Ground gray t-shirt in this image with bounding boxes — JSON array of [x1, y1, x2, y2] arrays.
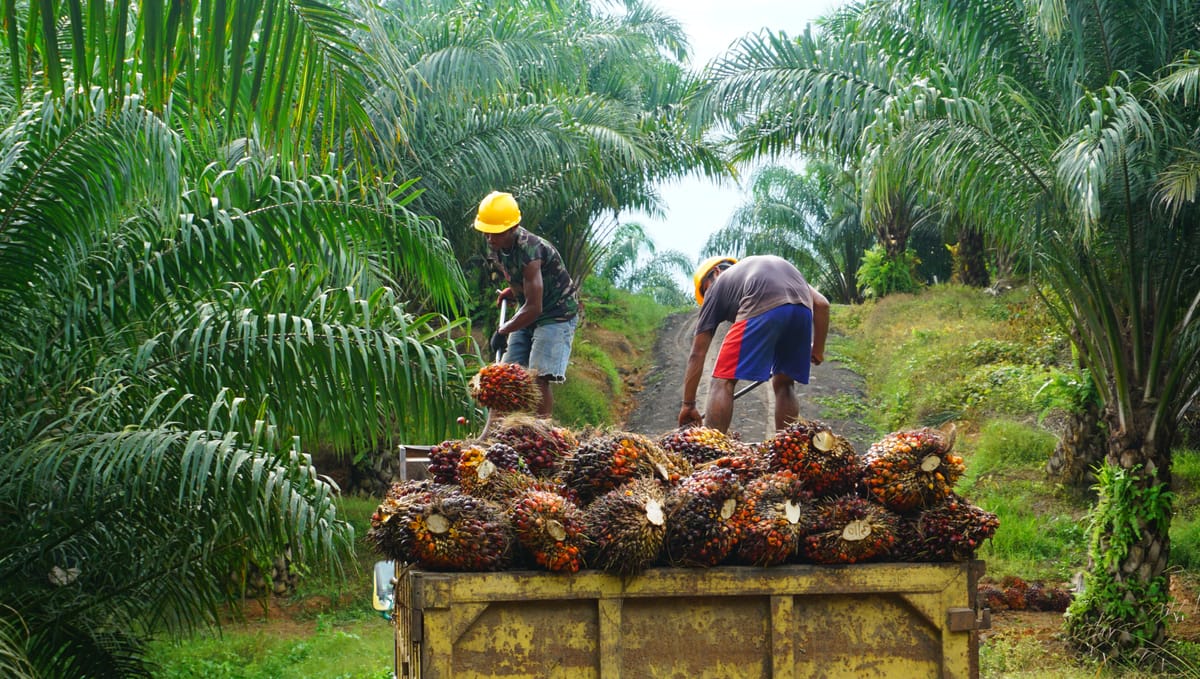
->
[[695, 255, 815, 335]]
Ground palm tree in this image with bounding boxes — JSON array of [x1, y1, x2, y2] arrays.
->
[[703, 163, 870, 303], [0, 1, 479, 672], [0, 90, 473, 676], [3, 0, 377, 166], [703, 0, 1200, 657], [701, 25, 948, 298], [357, 0, 727, 282], [594, 221, 691, 305]]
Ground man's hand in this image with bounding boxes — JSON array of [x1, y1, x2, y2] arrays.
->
[[678, 403, 702, 428], [496, 287, 515, 306], [811, 350, 824, 366], [490, 331, 508, 357]]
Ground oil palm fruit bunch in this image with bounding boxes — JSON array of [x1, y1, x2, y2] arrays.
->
[[862, 425, 965, 513], [509, 489, 590, 573], [978, 583, 1007, 610], [469, 362, 541, 413], [765, 419, 864, 497], [658, 426, 752, 465], [585, 478, 669, 574], [663, 467, 744, 567], [456, 444, 535, 501], [407, 490, 512, 571], [894, 495, 999, 562], [731, 471, 816, 567], [367, 480, 449, 562], [697, 450, 771, 482], [489, 413, 578, 476], [428, 439, 468, 484], [1027, 584, 1072, 612], [802, 495, 899, 564], [563, 432, 682, 505]]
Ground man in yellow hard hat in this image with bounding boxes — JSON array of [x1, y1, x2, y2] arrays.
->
[[475, 191, 579, 418], [679, 254, 830, 433]]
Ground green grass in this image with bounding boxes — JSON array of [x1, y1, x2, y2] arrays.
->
[[147, 616, 394, 679], [968, 418, 1059, 475], [587, 288, 674, 343], [146, 495, 392, 678], [969, 484, 1088, 581], [812, 393, 870, 421], [979, 637, 1200, 678], [834, 285, 1075, 431], [551, 287, 673, 429]]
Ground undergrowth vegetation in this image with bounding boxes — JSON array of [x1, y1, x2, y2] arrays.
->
[[834, 284, 1200, 678]]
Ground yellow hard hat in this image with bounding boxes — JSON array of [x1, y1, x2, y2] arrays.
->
[[693, 256, 738, 305], [474, 191, 522, 233]]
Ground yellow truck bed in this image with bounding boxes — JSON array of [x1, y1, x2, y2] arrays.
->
[[394, 560, 988, 678]]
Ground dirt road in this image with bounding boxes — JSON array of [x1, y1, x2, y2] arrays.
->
[[621, 310, 878, 452]]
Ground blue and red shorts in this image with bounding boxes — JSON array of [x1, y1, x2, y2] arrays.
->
[[713, 304, 813, 384]]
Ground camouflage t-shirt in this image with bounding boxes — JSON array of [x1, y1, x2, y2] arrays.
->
[[488, 227, 579, 325]]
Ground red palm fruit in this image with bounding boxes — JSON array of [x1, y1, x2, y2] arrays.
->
[[488, 413, 578, 476], [562, 432, 686, 505], [457, 445, 535, 501], [584, 478, 668, 575], [698, 450, 771, 482], [658, 426, 753, 465], [978, 584, 1008, 610], [367, 480, 450, 562], [663, 467, 744, 567], [407, 491, 512, 571], [731, 471, 816, 567], [427, 439, 468, 484], [765, 419, 864, 497], [802, 494, 900, 564], [896, 495, 999, 562], [469, 362, 541, 412], [1035, 586, 1073, 612], [509, 489, 590, 573], [1003, 586, 1028, 611], [862, 425, 965, 513]]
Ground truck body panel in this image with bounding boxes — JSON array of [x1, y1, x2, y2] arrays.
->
[[394, 561, 987, 678]]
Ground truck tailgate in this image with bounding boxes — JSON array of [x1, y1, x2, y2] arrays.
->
[[395, 560, 988, 678]]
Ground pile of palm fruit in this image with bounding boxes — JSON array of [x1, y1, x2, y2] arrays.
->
[[369, 413, 1000, 574]]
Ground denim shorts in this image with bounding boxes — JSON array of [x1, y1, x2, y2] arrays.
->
[[502, 316, 578, 382]]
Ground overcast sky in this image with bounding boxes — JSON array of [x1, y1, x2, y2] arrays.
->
[[624, 0, 844, 275]]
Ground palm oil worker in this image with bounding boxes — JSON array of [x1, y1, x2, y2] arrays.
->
[[475, 190, 579, 418], [678, 255, 830, 433]]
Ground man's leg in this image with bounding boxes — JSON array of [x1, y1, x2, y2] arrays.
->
[[772, 373, 798, 431], [704, 377, 737, 433], [770, 304, 813, 431], [527, 317, 577, 420]]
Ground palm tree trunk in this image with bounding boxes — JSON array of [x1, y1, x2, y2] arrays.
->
[[950, 227, 990, 287], [1044, 401, 1105, 496], [1066, 403, 1173, 661]]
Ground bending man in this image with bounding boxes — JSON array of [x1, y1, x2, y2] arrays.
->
[[678, 255, 830, 433]]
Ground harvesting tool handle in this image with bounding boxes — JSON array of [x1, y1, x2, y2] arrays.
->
[[733, 380, 765, 400], [495, 297, 509, 362]]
